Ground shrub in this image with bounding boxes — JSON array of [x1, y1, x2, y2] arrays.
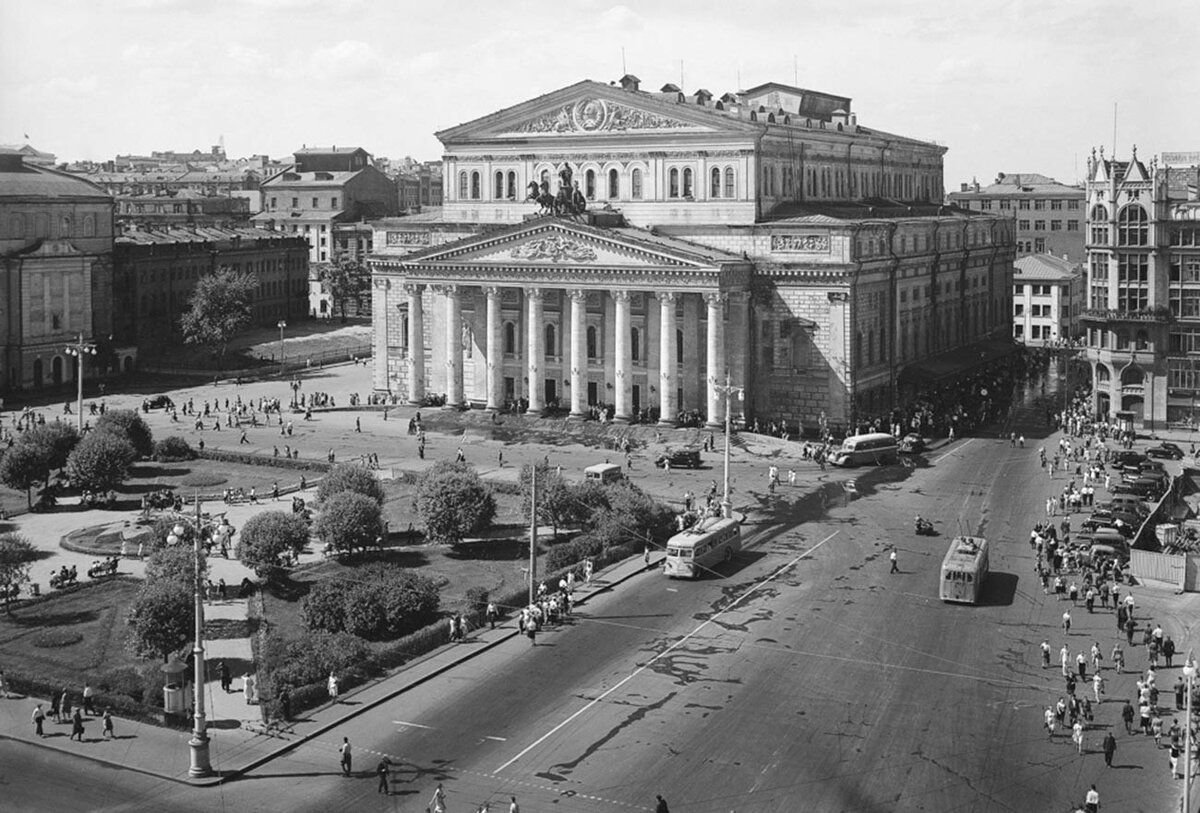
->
[[317, 464, 385, 506], [464, 586, 489, 627], [260, 629, 373, 692], [414, 461, 495, 543], [126, 580, 193, 661], [66, 431, 137, 491], [0, 442, 51, 506], [153, 436, 195, 462], [144, 545, 205, 587], [301, 564, 440, 640], [314, 491, 383, 556], [94, 409, 154, 459], [301, 580, 352, 634], [236, 511, 309, 583]]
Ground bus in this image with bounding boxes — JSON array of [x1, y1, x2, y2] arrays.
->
[[831, 432, 900, 467], [939, 536, 989, 604], [663, 517, 742, 579]]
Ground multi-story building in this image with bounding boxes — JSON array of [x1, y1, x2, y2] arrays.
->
[[115, 190, 251, 228], [1081, 148, 1200, 426], [949, 173, 1085, 263], [113, 226, 310, 346], [368, 77, 1015, 432], [1011, 254, 1083, 345], [254, 147, 397, 265], [0, 148, 131, 390]]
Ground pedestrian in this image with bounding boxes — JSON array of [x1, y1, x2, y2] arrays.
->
[[1044, 706, 1057, 738], [32, 703, 45, 737], [1152, 713, 1164, 747], [497, 449, 504, 467], [49, 690, 60, 723], [278, 687, 291, 721], [1176, 677, 1186, 710], [377, 757, 390, 794], [1041, 640, 1051, 668], [328, 672, 339, 702], [644, 545, 651, 567], [583, 558, 593, 584], [1172, 744, 1183, 778], [1084, 785, 1099, 813], [1072, 720, 1084, 754], [1112, 643, 1125, 674], [70, 707, 85, 742], [102, 709, 113, 739], [655, 795, 670, 813], [1102, 730, 1116, 767], [340, 737, 352, 776], [509, 796, 520, 813], [889, 548, 899, 573], [355, 417, 361, 433], [431, 783, 447, 813], [219, 661, 232, 693], [82, 683, 95, 715], [1121, 699, 1135, 734], [486, 601, 497, 630], [1062, 609, 1071, 635], [1077, 651, 1087, 680], [1093, 672, 1105, 704]]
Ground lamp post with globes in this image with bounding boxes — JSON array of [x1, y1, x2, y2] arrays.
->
[[64, 333, 97, 433], [167, 496, 212, 778], [276, 320, 287, 377], [1185, 654, 1196, 813], [712, 372, 745, 520]]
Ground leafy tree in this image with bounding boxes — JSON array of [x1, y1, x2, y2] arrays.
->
[[22, 422, 80, 475], [126, 580, 193, 661], [0, 443, 50, 508], [236, 511, 310, 582], [300, 564, 439, 639], [519, 463, 607, 539], [66, 430, 137, 492], [320, 259, 369, 322], [153, 436, 195, 462], [145, 514, 195, 554], [415, 461, 496, 543], [0, 533, 38, 610], [300, 580, 352, 634], [317, 463, 385, 506], [314, 491, 383, 556], [180, 266, 257, 368], [94, 408, 154, 459], [145, 545, 205, 587]]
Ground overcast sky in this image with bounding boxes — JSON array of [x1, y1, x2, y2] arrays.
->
[[2, 0, 1196, 188]]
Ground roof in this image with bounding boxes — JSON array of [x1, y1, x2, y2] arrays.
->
[[0, 156, 110, 200], [762, 199, 979, 222], [294, 147, 367, 155], [950, 174, 1083, 196], [261, 170, 364, 188], [252, 209, 347, 222], [1014, 253, 1081, 282], [116, 226, 305, 246]]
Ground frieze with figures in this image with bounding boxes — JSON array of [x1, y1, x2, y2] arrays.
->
[[770, 234, 831, 253], [386, 231, 431, 247], [509, 235, 598, 263], [506, 99, 697, 135]]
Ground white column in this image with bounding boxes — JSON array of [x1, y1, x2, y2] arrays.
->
[[526, 288, 545, 416], [614, 290, 632, 422], [485, 286, 502, 411], [705, 291, 726, 428], [444, 285, 463, 408], [658, 292, 677, 426], [569, 289, 588, 418], [406, 284, 424, 405], [646, 295, 661, 420]]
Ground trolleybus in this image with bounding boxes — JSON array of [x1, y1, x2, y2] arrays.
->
[[939, 535, 989, 604], [831, 432, 900, 467], [663, 517, 742, 579]]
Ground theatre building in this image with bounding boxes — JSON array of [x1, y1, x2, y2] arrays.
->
[[369, 77, 1015, 431]]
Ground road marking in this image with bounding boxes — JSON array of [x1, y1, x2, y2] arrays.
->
[[666, 587, 678, 592], [484, 735, 507, 741], [393, 720, 433, 729], [932, 438, 974, 465], [492, 529, 840, 775]]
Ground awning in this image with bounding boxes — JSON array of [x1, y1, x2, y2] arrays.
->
[[898, 339, 1018, 385]]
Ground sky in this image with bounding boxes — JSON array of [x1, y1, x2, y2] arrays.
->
[[2, 0, 1198, 188]]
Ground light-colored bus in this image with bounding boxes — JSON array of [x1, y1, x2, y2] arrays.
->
[[831, 432, 900, 467], [584, 463, 624, 484], [939, 535, 989, 604], [664, 517, 742, 579]]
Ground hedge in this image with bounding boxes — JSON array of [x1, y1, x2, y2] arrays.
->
[[196, 448, 332, 473]]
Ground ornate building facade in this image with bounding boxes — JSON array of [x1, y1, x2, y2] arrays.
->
[[370, 78, 1015, 431]]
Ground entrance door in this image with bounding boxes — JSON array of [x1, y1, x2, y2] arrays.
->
[[52, 356, 64, 385], [504, 377, 515, 404], [632, 385, 641, 414], [587, 381, 598, 406], [545, 379, 557, 407], [32, 358, 43, 388]]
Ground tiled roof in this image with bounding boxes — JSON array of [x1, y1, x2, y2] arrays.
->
[[1014, 253, 1081, 281], [763, 199, 978, 222], [116, 226, 302, 245], [261, 170, 363, 187]]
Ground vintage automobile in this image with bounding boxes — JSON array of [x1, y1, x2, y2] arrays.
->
[[1146, 442, 1185, 460], [899, 434, 927, 454], [656, 449, 702, 469]]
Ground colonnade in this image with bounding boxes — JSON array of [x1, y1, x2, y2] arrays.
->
[[402, 283, 733, 427]]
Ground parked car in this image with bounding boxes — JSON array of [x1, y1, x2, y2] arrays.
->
[[899, 434, 927, 454], [655, 449, 702, 469], [1111, 450, 1148, 467], [1146, 442, 1185, 460], [143, 395, 174, 411], [1139, 460, 1166, 475]]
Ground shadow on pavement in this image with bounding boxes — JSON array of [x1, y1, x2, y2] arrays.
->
[[978, 572, 1019, 607]]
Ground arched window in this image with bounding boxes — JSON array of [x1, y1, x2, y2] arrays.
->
[[1117, 205, 1148, 246], [544, 323, 557, 358], [669, 168, 680, 198], [1096, 363, 1111, 384], [608, 168, 619, 199], [724, 167, 735, 198], [10, 214, 25, 238], [507, 171, 517, 200], [867, 329, 875, 365], [82, 214, 95, 237], [540, 169, 551, 190], [631, 327, 641, 361], [631, 168, 643, 199], [1135, 329, 1150, 350], [503, 322, 516, 354], [1120, 365, 1144, 386], [585, 169, 596, 200], [470, 171, 481, 200], [710, 167, 721, 198], [494, 170, 504, 200], [676, 329, 684, 364], [682, 168, 693, 198], [587, 325, 598, 359], [458, 171, 469, 199]]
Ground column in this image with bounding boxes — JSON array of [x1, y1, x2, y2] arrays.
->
[[444, 285, 463, 408], [485, 286, 503, 411], [726, 291, 749, 426], [569, 289, 588, 419], [646, 295, 661, 420], [658, 292, 677, 426], [526, 288, 545, 416], [613, 290, 632, 422], [705, 291, 726, 428], [405, 284, 425, 405]]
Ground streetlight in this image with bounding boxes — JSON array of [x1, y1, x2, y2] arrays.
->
[[712, 372, 745, 519], [1185, 654, 1196, 813], [277, 320, 287, 376], [167, 496, 212, 778], [64, 333, 97, 433]]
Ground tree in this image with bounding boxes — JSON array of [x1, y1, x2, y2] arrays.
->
[[314, 491, 383, 556], [321, 259, 369, 322], [317, 463, 385, 506], [145, 545, 205, 587], [0, 443, 50, 508], [414, 461, 495, 543], [126, 580, 192, 661], [179, 266, 257, 368], [236, 511, 310, 582], [519, 463, 605, 540], [65, 431, 137, 492], [94, 409, 154, 459], [22, 422, 80, 476], [0, 533, 38, 610]]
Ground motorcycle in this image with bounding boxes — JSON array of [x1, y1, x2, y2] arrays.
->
[[914, 517, 935, 536]]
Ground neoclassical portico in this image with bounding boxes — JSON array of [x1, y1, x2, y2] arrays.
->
[[372, 219, 751, 426]]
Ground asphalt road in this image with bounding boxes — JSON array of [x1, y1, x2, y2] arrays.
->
[[6, 394, 1177, 812]]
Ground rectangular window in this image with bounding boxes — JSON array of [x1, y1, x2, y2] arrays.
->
[[999, 200, 1011, 210], [980, 200, 993, 210], [1051, 200, 1063, 210], [1067, 200, 1081, 211], [1090, 285, 1107, 310], [1018, 200, 1030, 210], [312, 197, 319, 207], [1067, 220, 1080, 232], [1018, 220, 1030, 230], [1034, 200, 1046, 210], [291, 197, 298, 208], [270, 197, 277, 209], [1014, 303, 1024, 315], [1034, 221, 1046, 231], [1051, 220, 1063, 231], [1035, 238, 1045, 252], [332, 197, 338, 208]]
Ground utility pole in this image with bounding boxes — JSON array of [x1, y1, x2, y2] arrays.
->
[[64, 333, 97, 433], [529, 465, 538, 607], [712, 372, 744, 519]]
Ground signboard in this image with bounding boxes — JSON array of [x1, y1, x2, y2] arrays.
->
[[1161, 152, 1200, 167]]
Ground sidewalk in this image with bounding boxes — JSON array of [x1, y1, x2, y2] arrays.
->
[[0, 547, 670, 785]]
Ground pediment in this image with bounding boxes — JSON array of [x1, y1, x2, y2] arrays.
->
[[497, 97, 714, 137]]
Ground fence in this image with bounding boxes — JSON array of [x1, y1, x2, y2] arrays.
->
[[1129, 549, 1188, 591]]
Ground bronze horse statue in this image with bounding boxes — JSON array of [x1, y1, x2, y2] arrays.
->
[[527, 181, 557, 215]]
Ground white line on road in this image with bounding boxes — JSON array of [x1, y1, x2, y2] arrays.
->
[[492, 529, 841, 775], [393, 720, 433, 729], [932, 438, 974, 465], [484, 735, 507, 741]]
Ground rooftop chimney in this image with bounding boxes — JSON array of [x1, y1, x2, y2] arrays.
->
[[619, 74, 641, 92]]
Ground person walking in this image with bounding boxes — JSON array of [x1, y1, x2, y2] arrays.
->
[[70, 707, 85, 742], [655, 795, 670, 813], [1112, 643, 1125, 674], [1072, 720, 1084, 754], [1062, 609, 1072, 635], [1041, 640, 1051, 668], [32, 703, 45, 737], [889, 548, 899, 573], [1176, 677, 1186, 710], [339, 737, 352, 776], [219, 661, 232, 693], [431, 783, 447, 813], [327, 672, 339, 702], [1093, 672, 1105, 704], [486, 601, 497, 630], [1102, 730, 1116, 767], [102, 709, 114, 739], [1121, 699, 1135, 734], [376, 757, 390, 794], [1084, 785, 1099, 813], [509, 796, 520, 813], [82, 683, 95, 715], [59, 688, 70, 721]]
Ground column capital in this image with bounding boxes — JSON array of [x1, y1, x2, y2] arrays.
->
[[525, 287, 545, 302], [703, 291, 727, 307], [657, 291, 677, 306], [567, 288, 588, 303], [484, 285, 503, 299], [402, 283, 424, 296], [612, 289, 632, 303]]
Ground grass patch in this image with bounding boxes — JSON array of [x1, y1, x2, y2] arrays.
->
[[180, 473, 228, 488]]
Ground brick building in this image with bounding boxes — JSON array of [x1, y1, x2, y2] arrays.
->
[[948, 173, 1085, 263], [1011, 253, 1083, 346]]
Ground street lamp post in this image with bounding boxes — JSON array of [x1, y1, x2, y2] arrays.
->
[[277, 320, 287, 377], [64, 333, 97, 433], [712, 372, 745, 520], [167, 496, 212, 778], [1185, 654, 1196, 813]]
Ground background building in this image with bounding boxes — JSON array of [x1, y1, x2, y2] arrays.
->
[[114, 189, 251, 228], [949, 173, 1085, 262], [1011, 254, 1083, 345]]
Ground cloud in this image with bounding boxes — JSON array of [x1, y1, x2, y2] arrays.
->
[[599, 4, 645, 32], [309, 40, 380, 80], [225, 43, 270, 73]]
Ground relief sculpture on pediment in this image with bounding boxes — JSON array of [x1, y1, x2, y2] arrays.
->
[[509, 99, 694, 134], [509, 234, 598, 263]]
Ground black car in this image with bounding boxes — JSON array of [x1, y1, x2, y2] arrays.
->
[[655, 449, 702, 469], [1111, 450, 1148, 467], [142, 395, 174, 411], [1145, 442, 1185, 460]]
